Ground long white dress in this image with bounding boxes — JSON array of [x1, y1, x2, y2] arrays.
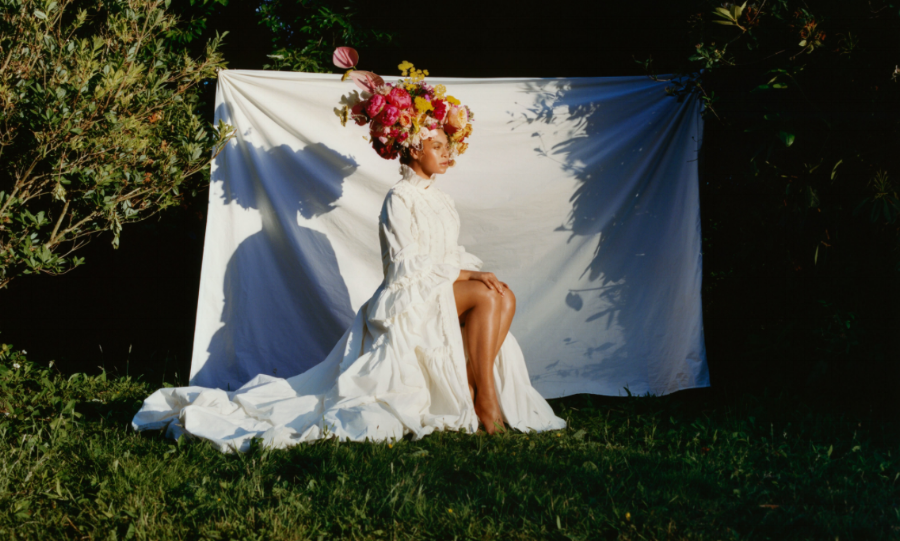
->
[[132, 165, 566, 452]]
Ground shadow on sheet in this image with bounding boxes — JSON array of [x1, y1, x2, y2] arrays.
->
[[509, 77, 705, 393], [191, 131, 358, 390]]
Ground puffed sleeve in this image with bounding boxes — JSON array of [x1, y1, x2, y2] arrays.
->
[[366, 190, 461, 328], [457, 245, 483, 272]]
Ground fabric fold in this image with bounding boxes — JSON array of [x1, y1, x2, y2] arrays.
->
[[458, 245, 483, 272], [366, 252, 460, 328]]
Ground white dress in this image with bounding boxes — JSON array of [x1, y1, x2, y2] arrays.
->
[[132, 165, 566, 452]]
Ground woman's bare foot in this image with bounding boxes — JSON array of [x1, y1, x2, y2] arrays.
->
[[474, 392, 505, 435]]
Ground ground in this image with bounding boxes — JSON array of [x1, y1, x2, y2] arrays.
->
[[2, 359, 898, 540]]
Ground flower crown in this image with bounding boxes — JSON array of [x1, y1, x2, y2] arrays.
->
[[333, 47, 474, 165]]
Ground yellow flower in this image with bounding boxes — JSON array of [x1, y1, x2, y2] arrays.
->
[[450, 123, 472, 142], [447, 509, 453, 514], [433, 84, 447, 99], [404, 67, 428, 83], [398, 60, 414, 73], [415, 96, 433, 113], [446, 96, 461, 105], [406, 84, 417, 92], [626, 512, 631, 521]]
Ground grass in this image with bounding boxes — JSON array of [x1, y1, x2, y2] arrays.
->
[[1, 356, 899, 540]]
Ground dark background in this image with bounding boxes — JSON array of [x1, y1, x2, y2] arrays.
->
[[2, 1, 895, 399]]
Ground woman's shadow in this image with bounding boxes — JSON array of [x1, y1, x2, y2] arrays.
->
[[191, 138, 359, 391]]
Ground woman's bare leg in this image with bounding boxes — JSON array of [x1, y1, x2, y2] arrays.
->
[[495, 289, 516, 358], [454, 280, 516, 434]]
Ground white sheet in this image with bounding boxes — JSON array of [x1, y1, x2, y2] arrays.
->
[[190, 70, 709, 398]]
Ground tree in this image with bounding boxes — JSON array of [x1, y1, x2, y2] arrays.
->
[[0, 0, 235, 289], [642, 0, 900, 382], [257, 0, 393, 72]]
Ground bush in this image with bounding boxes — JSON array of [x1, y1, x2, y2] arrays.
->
[[0, 0, 235, 289], [643, 1, 900, 387]]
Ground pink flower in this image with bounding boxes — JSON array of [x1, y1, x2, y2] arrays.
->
[[432, 99, 448, 121], [366, 95, 386, 118], [332, 47, 359, 69], [445, 105, 468, 134], [377, 104, 401, 127], [349, 70, 385, 93], [387, 87, 412, 110], [398, 110, 412, 127], [390, 127, 400, 137], [397, 132, 409, 143]]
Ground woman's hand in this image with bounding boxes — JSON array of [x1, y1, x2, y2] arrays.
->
[[469, 271, 508, 296]]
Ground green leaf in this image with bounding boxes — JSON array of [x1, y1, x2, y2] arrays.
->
[[831, 160, 843, 180], [34, 9, 47, 19], [778, 131, 796, 147], [713, 7, 732, 17]]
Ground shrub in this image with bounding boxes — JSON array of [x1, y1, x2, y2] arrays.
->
[[0, 0, 235, 289]]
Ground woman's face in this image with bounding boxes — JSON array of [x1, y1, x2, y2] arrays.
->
[[411, 129, 451, 178]]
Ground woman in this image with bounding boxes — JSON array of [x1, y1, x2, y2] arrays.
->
[[132, 60, 565, 452]]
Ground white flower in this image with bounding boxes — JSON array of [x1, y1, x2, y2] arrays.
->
[[21, 350, 26, 355], [12, 363, 20, 369], [48, 360, 54, 368], [418, 127, 439, 141]]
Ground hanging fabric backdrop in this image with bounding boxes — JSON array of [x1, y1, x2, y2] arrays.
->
[[190, 70, 709, 398]]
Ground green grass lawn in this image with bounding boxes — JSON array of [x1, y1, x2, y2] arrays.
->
[[2, 357, 898, 540]]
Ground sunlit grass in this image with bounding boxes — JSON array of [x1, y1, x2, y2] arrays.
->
[[2, 358, 898, 540]]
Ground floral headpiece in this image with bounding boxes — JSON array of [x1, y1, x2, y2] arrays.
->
[[333, 47, 474, 165]]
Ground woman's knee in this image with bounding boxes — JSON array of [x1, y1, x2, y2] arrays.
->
[[501, 287, 516, 315], [474, 282, 502, 309]]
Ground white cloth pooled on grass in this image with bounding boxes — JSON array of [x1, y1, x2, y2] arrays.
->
[[133, 165, 566, 452]]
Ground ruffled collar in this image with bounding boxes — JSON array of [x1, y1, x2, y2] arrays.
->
[[399, 164, 436, 191]]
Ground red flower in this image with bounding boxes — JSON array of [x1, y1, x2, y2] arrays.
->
[[373, 138, 399, 160], [387, 87, 412, 110], [377, 104, 401, 127], [432, 99, 448, 121], [366, 94, 387, 118]]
